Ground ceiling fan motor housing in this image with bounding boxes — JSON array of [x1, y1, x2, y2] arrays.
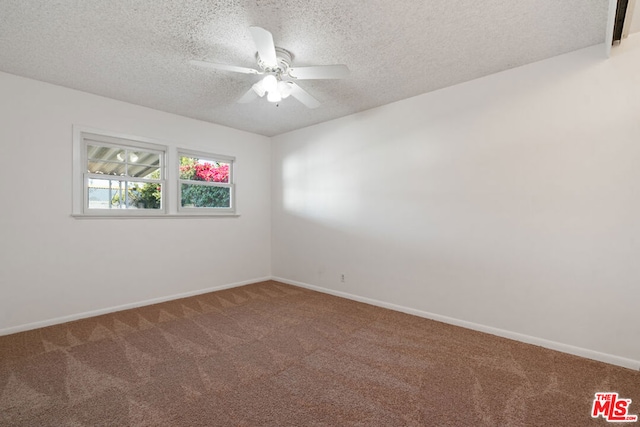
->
[[257, 47, 293, 77]]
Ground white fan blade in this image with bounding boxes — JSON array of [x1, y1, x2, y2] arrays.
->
[[189, 60, 260, 75], [249, 26, 278, 68], [289, 64, 350, 80], [289, 83, 320, 109], [237, 88, 260, 103]]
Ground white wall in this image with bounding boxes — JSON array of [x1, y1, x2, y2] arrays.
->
[[272, 36, 640, 368], [0, 72, 272, 333]]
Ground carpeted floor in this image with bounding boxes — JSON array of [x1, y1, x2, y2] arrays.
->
[[0, 280, 638, 426]]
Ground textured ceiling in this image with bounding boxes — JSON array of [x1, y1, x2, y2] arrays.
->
[[0, 1, 612, 137]]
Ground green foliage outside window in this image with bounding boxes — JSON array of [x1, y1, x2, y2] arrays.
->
[[110, 170, 161, 209]]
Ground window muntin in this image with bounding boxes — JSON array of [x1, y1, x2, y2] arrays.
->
[[178, 152, 234, 212]]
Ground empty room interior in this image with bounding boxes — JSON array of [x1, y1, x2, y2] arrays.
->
[[1, 1, 639, 425]]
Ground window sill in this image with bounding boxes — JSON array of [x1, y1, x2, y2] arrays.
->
[[71, 213, 240, 219]]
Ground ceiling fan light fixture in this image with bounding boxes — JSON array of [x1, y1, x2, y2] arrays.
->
[[278, 81, 293, 99], [262, 74, 278, 93], [267, 90, 282, 103], [251, 81, 266, 97]]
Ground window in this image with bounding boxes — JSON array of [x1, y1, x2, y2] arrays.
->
[[76, 131, 166, 215], [178, 150, 235, 213], [72, 127, 236, 217]]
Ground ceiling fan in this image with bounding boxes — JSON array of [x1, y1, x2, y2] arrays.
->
[[189, 26, 349, 109]]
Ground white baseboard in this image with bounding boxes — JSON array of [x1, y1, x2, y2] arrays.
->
[[0, 276, 272, 337], [272, 276, 640, 371]]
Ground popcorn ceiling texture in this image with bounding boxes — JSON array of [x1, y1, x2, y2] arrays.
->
[[0, 0, 609, 136]]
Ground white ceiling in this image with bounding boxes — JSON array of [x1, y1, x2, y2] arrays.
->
[[0, 1, 615, 137]]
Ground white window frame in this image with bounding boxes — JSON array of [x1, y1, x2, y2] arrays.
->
[[177, 149, 236, 215], [72, 126, 239, 218], [73, 127, 168, 217]]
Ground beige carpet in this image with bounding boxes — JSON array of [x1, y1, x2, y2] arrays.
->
[[0, 280, 638, 426]]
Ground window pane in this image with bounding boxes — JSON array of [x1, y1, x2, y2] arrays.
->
[[181, 184, 230, 208], [129, 182, 162, 209], [88, 161, 126, 176], [179, 156, 230, 183], [87, 144, 123, 163], [130, 151, 160, 167], [87, 178, 161, 210], [87, 178, 116, 209], [88, 145, 161, 178], [128, 165, 160, 179]]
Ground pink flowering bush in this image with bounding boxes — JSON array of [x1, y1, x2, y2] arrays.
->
[[194, 163, 229, 183]]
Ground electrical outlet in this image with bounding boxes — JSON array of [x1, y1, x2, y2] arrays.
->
[[340, 274, 345, 283]]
